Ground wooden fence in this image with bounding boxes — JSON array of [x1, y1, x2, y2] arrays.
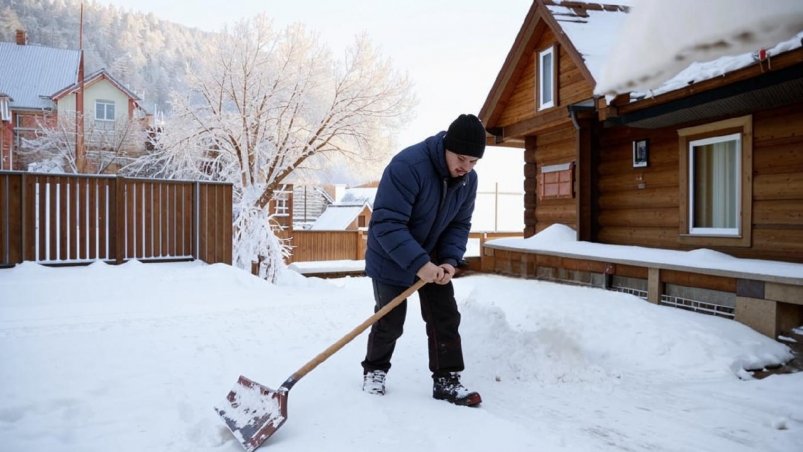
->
[[278, 229, 521, 265], [278, 229, 366, 263], [0, 171, 232, 267]]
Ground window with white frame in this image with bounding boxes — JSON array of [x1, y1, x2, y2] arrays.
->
[[0, 95, 10, 122], [274, 190, 290, 217], [677, 115, 752, 247], [537, 46, 555, 110], [95, 100, 115, 121], [688, 133, 740, 236]]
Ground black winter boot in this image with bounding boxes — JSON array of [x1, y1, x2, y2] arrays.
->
[[432, 372, 481, 407]]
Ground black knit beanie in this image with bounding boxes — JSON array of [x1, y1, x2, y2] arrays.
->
[[443, 114, 486, 159]]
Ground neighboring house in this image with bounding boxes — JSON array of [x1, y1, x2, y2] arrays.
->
[[270, 183, 377, 231], [291, 184, 336, 230], [309, 185, 376, 231], [0, 30, 146, 172], [309, 203, 372, 231], [336, 186, 377, 208], [0, 91, 12, 167], [52, 67, 147, 168], [269, 183, 375, 265], [478, 0, 803, 337], [267, 186, 294, 231], [267, 183, 337, 231]]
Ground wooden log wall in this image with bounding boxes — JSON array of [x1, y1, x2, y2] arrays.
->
[[596, 127, 680, 248], [497, 34, 538, 128], [525, 128, 578, 237], [497, 29, 594, 129], [497, 28, 597, 238], [750, 104, 803, 262], [595, 102, 803, 264]]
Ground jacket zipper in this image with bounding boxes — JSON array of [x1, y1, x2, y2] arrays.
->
[[438, 178, 448, 214]]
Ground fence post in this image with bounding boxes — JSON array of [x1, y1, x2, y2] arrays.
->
[[27, 173, 39, 262], [18, 172, 26, 264], [1, 173, 8, 265], [192, 181, 200, 261], [356, 230, 366, 260], [112, 175, 126, 264]]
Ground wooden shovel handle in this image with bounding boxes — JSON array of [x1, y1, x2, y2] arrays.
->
[[283, 279, 427, 388]]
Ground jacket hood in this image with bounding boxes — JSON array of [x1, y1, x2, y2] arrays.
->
[[425, 132, 451, 179]]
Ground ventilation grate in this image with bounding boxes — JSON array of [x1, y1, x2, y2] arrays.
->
[[659, 295, 735, 319], [610, 285, 648, 300]]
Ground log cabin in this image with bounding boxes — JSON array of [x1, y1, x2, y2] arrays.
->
[[478, 0, 803, 338]]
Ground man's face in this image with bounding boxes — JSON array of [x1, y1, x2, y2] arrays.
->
[[444, 150, 479, 178]]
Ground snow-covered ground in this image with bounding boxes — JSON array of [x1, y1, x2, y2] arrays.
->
[[1, 260, 801, 452]]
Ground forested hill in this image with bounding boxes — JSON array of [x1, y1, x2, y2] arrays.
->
[[0, 0, 213, 113]]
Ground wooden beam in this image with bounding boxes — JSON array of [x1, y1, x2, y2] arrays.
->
[[647, 267, 662, 304], [501, 107, 570, 138]]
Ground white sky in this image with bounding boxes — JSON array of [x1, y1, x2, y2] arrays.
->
[[98, 0, 533, 190], [1, 258, 801, 451]]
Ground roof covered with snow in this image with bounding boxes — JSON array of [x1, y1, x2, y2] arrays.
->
[[336, 187, 376, 208], [638, 30, 803, 99], [0, 42, 80, 110], [545, 0, 634, 84], [480, 0, 636, 129], [595, 0, 803, 95], [309, 204, 369, 230], [544, 1, 803, 98], [484, 0, 802, 123]]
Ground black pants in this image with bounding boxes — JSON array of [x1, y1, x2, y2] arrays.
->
[[361, 280, 464, 377]]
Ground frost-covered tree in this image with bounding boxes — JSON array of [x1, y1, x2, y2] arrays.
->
[[0, 7, 25, 41], [21, 113, 146, 174], [125, 15, 414, 281]]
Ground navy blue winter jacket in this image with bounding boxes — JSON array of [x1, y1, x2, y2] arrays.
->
[[365, 131, 477, 287]]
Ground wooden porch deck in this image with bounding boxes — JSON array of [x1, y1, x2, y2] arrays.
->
[[479, 241, 803, 340]]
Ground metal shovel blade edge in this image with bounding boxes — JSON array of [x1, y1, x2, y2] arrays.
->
[[214, 375, 289, 451]]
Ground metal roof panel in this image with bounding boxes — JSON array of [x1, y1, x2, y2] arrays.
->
[[0, 42, 81, 110]]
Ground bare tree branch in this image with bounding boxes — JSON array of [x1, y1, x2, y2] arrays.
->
[[21, 112, 146, 174], [123, 15, 415, 279]]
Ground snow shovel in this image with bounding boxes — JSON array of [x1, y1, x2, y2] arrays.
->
[[215, 278, 428, 451]]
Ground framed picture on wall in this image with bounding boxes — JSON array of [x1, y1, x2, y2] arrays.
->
[[633, 139, 649, 168]]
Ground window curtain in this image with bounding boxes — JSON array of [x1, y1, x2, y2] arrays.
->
[[693, 140, 737, 228]]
